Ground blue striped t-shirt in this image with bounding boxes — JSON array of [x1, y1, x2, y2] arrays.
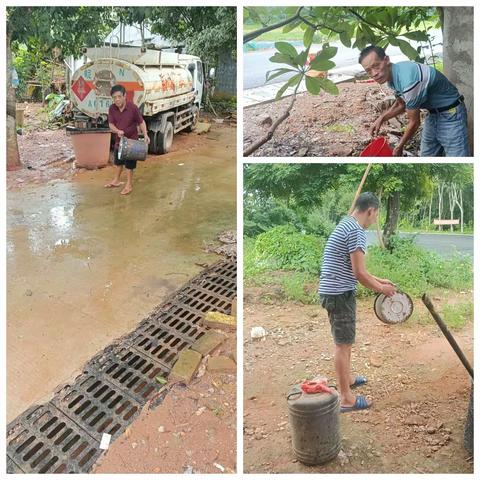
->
[[389, 61, 460, 110], [318, 216, 367, 295]]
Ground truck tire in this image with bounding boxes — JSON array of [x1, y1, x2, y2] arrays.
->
[[158, 121, 174, 154], [147, 130, 155, 154], [185, 105, 199, 132]]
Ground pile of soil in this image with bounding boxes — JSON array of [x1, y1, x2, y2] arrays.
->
[[243, 82, 421, 157], [243, 286, 473, 473]]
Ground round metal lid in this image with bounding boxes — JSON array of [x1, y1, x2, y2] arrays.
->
[[374, 291, 414, 324]]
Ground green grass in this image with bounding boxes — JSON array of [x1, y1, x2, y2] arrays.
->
[[441, 302, 473, 330], [281, 272, 318, 304]]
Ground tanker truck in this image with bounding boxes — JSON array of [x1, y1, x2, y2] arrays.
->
[[69, 46, 204, 154]]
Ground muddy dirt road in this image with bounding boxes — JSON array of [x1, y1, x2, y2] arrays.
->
[[244, 286, 473, 474], [7, 123, 236, 422], [243, 82, 418, 157]]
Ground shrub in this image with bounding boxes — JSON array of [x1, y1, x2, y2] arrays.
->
[[358, 236, 473, 297], [252, 225, 325, 275]]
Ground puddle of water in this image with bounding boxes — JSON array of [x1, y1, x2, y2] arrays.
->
[[7, 127, 236, 421]]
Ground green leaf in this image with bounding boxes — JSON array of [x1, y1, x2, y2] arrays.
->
[[403, 30, 429, 42], [275, 41, 298, 59], [339, 30, 351, 48], [287, 73, 303, 87], [318, 77, 339, 95], [269, 53, 297, 68], [397, 38, 419, 60], [283, 19, 301, 34], [266, 68, 296, 83], [275, 82, 290, 100], [309, 57, 335, 71], [387, 35, 399, 47], [316, 45, 338, 61], [305, 76, 322, 95], [303, 26, 314, 48], [295, 50, 308, 67]]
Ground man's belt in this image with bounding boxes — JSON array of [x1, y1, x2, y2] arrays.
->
[[427, 95, 464, 114]]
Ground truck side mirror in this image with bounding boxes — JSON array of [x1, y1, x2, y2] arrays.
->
[[209, 67, 216, 78], [187, 63, 195, 73]]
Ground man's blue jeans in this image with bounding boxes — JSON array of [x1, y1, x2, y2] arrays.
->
[[420, 103, 470, 156]]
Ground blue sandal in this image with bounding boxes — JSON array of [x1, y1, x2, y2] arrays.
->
[[350, 375, 367, 388], [340, 395, 371, 413]]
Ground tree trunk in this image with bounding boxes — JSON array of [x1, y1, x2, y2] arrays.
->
[[448, 184, 455, 232], [382, 191, 400, 249], [443, 7, 474, 154], [6, 31, 22, 170], [428, 190, 433, 228]]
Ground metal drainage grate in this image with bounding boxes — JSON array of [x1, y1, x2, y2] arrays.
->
[[87, 344, 170, 405], [50, 371, 141, 442], [6, 404, 102, 474], [130, 323, 195, 369], [7, 257, 237, 473]]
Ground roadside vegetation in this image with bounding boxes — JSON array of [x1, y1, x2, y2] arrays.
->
[[244, 163, 473, 330]]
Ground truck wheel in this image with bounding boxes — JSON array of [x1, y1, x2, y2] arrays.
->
[[147, 130, 156, 154], [185, 105, 199, 132], [158, 121, 173, 154]]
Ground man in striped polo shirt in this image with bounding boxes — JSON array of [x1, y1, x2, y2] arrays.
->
[[359, 45, 470, 157], [319, 192, 396, 412]]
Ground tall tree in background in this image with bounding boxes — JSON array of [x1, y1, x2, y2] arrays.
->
[[149, 7, 237, 65], [6, 7, 116, 169]]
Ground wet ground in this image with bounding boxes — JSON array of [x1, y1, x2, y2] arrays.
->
[[7, 124, 236, 422], [244, 285, 473, 474]]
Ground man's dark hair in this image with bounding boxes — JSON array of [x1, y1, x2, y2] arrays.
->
[[110, 84, 126, 96], [358, 45, 387, 64], [354, 192, 379, 212]]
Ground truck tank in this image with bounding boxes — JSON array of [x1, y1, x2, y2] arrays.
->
[[70, 57, 195, 119]]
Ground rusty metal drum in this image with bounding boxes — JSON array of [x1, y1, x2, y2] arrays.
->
[[287, 381, 341, 465], [118, 137, 148, 161], [374, 291, 413, 324]]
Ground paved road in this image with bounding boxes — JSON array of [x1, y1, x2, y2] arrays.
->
[[365, 231, 473, 258], [244, 30, 442, 90]]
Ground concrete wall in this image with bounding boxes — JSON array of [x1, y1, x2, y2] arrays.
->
[[442, 7, 474, 153]]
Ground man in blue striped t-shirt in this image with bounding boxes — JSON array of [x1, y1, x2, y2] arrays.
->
[[319, 192, 396, 412], [359, 45, 470, 157]]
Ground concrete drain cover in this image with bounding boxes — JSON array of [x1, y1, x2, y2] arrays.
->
[[7, 257, 236, 473]]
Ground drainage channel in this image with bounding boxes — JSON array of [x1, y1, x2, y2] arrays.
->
[[7, 257, 237, 474]]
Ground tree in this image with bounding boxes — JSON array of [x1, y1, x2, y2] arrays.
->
[[6, 7, 116, 169], [148, 7, 236, 66]]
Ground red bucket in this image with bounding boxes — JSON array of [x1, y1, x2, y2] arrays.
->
[[360, 137, 393, 157]]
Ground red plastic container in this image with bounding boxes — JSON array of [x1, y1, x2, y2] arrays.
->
[[360, 136, 393, 157]]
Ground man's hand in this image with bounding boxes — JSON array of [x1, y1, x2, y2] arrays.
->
[[117, 130, 125, 137], [381, 283, 396, 297], [393, 145, 404, 157], [144, 135, 150, 144], [369, 117, 384, 137]]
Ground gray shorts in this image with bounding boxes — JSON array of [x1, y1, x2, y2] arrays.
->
[[320, 290, 356, 344]]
